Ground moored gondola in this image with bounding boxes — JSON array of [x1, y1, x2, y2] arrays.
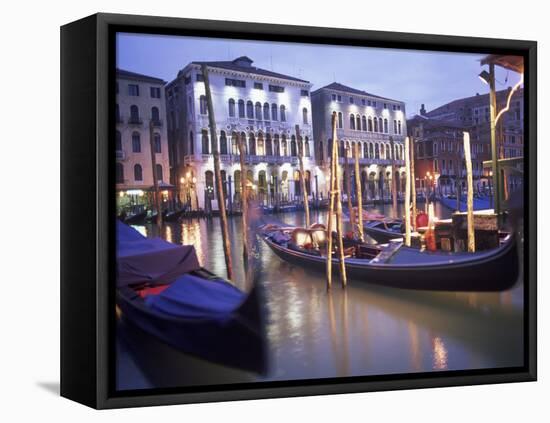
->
[[123, 210, 148, 225], [259, 222, 518, 291], [116, 221, 266, 374]]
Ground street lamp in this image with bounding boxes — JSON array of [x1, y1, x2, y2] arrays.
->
[[478, 70, 491, 85]]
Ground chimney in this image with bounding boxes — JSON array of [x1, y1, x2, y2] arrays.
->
[[420, 104, 426, 116]]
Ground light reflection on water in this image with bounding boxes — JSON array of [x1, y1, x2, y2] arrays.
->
[[121, 204, 524, 389]]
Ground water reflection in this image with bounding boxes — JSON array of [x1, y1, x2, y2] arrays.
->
[[119, 205, 524, 390]]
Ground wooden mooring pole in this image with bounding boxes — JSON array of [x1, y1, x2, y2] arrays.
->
[[463, 131, 475, 253], [344, 144, 354, 227], [410, 136, 417, 231], [149, 119, 163, 227], [404, 137, 411, 247], [353, 142, 364, 242], [390, 137, 398, 217], [238, 133, 249, 261], [202, 64, 233, 279], [296, 125, 310, 228]]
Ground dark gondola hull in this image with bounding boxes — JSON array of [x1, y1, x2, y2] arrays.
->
[[260, 234, 519, 292], [123, 210, 148, 225], [363, 224, 403, 244], [116, 278, 267, 374]]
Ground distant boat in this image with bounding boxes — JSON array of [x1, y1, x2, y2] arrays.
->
[[439, 194, 492, 212], [123, 210, 147, 225], [116, 221, 266, 373], [164, 208, 187, 222], [258, 221, 518, 291]]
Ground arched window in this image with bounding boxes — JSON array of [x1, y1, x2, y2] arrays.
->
[[340, 141, 345, 158], [271, 103, 278, 121], [302, 107, 308, 125], [393, 120, 398, 134], [368, 116, 373, 132], [257, 133, 265, 155], [228, 99, 236, 117], [386, 144, 390, 159], [263, 103, 270, 120], [356, 115, 361, 131], [151, 106, 160, 122], [373, 117, 379, 132], [266, 134, 273, 156], [134, 164, 143, 181], [131, 132, 141, 153], [350, 114, 355, 130], [362, 115, 367, 131], [255, 102, 262, 120], [238, 100, 245, 118], [189, 131, 194, 155], [130, 105, 140, 123], [304, 137, 310, 157], [153, 133, 161, 153], [155, 164, 163, 182], [248, 133, 256, 155], [220, 131, 228, 154], [398, 121, 402, 134], [291, 136, 297, 157], [338, 112, 343, 128], [116, 163, 124, 184], [375, 143, 380, 159], [281, 135, 288, 156], [364, 142, 368, 158], [115, 131, 122, 151], [231, 132, 239, 155], [384, 118, 389, 133], [246, 101, 254, 119], [201, 130, 209, 154], [274, 135, 280, 156], [199, 95, 207, 115], [115, 104, 121, 122], [280, 105, 286, 122], [369, 143, 374, 158]]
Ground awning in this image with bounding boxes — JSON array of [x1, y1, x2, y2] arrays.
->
[[481, 55, 524, 74]]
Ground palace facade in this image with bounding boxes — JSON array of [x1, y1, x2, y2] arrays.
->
[[165, 56, 323, 210]]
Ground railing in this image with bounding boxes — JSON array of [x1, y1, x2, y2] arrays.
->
[[188, 153, 301, 166], [128, 117, 143, 125], [115, 150, 126, 160], [151, 119, 163, 127], [338, 157, 404, 166]]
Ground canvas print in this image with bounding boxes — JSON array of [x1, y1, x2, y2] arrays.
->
[[114, 32, 525, 392]]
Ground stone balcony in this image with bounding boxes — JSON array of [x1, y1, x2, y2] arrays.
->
[[185, 154, 300, 166]]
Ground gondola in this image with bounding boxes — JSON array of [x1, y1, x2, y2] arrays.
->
[[258, 222, 518, 291], [123, 210, 148, 225], [145, 209, 168, 223], [116, 221, 266, 373], [363, 218, 406, 243], [164, 208, 187, 222]]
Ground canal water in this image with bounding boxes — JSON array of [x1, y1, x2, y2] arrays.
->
[[116, 203, 524, 391]]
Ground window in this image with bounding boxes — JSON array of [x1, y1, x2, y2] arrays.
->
[[196, 74, 204, 82], [337, 95, 342, 102], [373, 101, 377, 107], [238, 100, 245, 118], [129, 105, 140, 123], [338, 112, 343, 129], [368, 116, 373, 132], [301, 90, 309, 97], [362, 116, 367, 131], [228, 99, 236, 117], [153, 133, 161, 153], [201, 130, 209, 154], [434, 159, 438, 172], [263, 103, 270, 120], [302, 108, 308, 125], [269, 85, 284, 93], [271, 103, 278, 121], [199, 95, 207, 115], [155, 164, 163, 182], [332, 94, 337, 101], [150, 87, 161, 98], [151, 106, 160, 123], [220, 131, 228, 154], [384, 118, 388, 133], [392, 105, 396, 111], [128, 84, 139, 96], [349, 97, 354, 104], [116, 163, 124, 183], [246, 101, 254, 119], [350, 114, 355, 130], [225, 78, 246, 87], [184, 76, 191, 85], [115, 131, 122, 151], [132, 132, 141, 153], [248, 133, 256, 155], [373, 117, 378, 132], [367, 100, 372, 106], [280, 105, 286, 122], [384, 103, 387, 109], [304, 138, 310, 157], [398, 121, 402, 134], [254, 82, 263, 90], [356, 115, 361, 131], [361, 99, 366, 106], [134, 164, 143, 181], [255, 102, 262, 120], [393, 120, 398, 133], [291, 137, 297, 156], [266, 134, 273, 156]]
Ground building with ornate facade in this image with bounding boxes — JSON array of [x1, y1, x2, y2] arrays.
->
[[311, 82, 407, 201], [115, 69, 171, 213], [409, 87, 524, 195], [165, 56, 322, 210]]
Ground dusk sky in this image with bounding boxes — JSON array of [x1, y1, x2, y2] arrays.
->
[[117, 33, 522, 115]]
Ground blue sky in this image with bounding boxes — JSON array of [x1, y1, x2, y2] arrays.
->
[[117, 33, 522, 115]]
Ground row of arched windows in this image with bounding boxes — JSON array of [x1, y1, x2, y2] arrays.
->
[[346, 113, 392, 134], [116, 104, 160, 123], [225, 99, 296, 123], [115, 130, 162, 154], [199, 130, 310, 158], [115, 163, 163, 184], [326, 139, 405, 161]]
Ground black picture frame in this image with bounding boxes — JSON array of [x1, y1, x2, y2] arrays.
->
[[60, 12, 537, 409]]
